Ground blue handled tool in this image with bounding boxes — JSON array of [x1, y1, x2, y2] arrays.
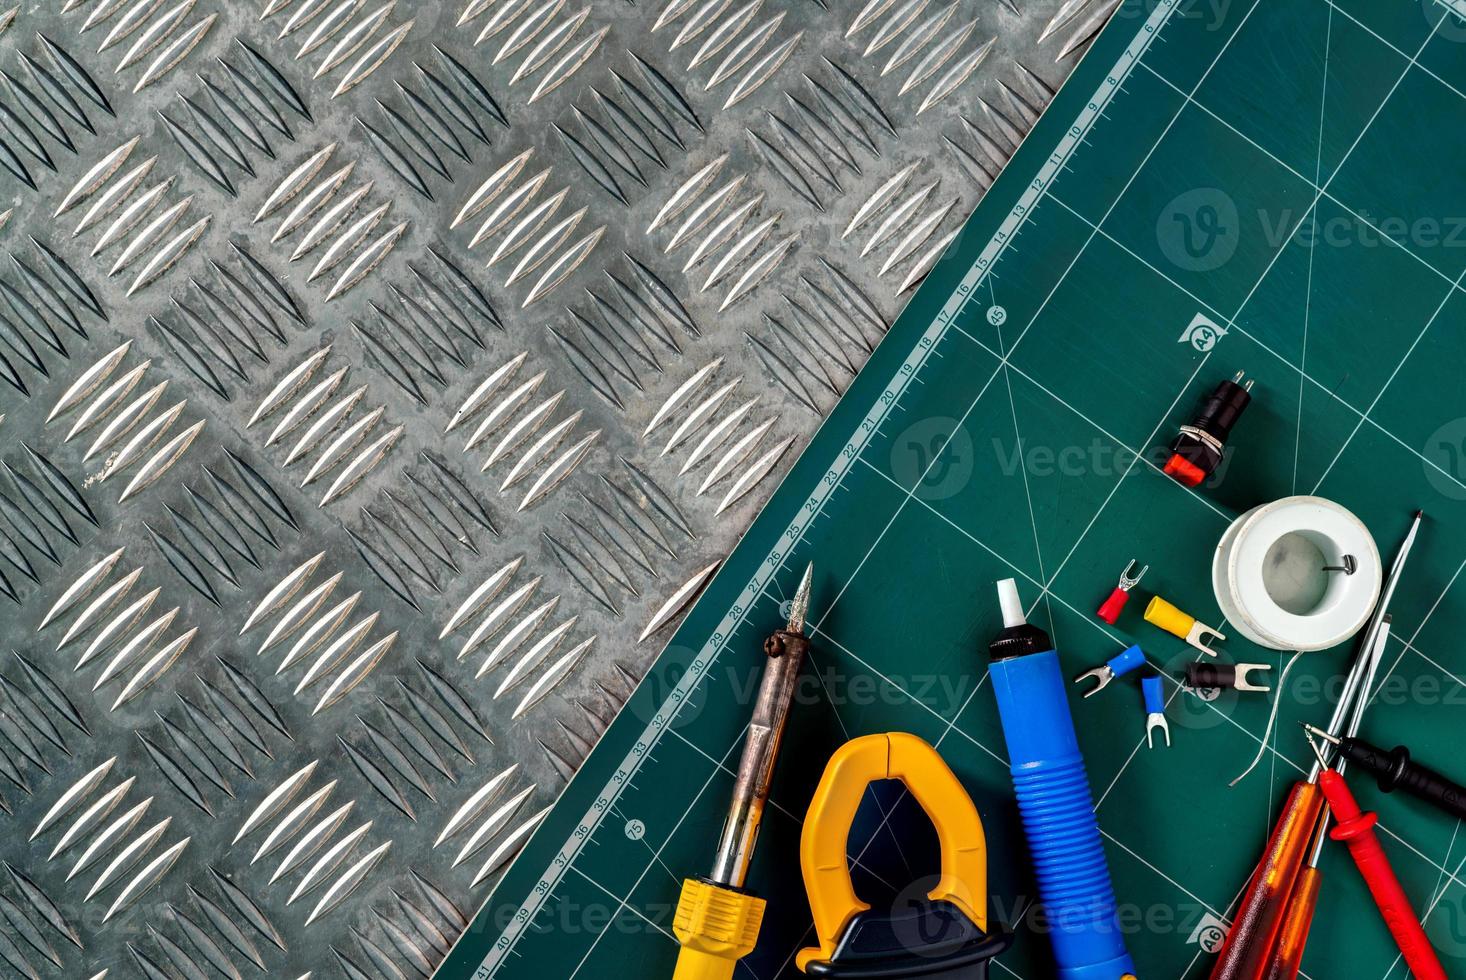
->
[[987, 579, 1137, 980]]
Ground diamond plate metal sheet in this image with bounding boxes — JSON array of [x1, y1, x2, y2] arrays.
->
[[0, 0, 1114, 974]]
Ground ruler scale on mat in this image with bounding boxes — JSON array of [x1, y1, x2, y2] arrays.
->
[[439, 0, 1466, 976]]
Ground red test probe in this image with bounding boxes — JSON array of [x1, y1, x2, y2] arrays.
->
[[1305, 732, 1446, 980]]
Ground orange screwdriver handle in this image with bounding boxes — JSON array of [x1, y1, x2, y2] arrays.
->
[[1318, 770, 1447, 980], [1210, 781, 1324, 980], [1262, 866, 1320, 980]]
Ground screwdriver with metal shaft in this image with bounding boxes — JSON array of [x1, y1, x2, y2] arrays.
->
[[1210, 511, 1423, 980], [1208, 620, 1376, 980], [671, 563, 813, 980], [1260, 617, 1392, 980], [1263, 513, 1424, 978], [1301, 726, 1446, 979], [1304, 725, 1466, 823]]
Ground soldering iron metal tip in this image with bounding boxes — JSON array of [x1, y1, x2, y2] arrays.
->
[[786, 562, 814, 636]]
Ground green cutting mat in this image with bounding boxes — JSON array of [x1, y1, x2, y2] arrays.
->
[[436, 0, 1466, 975]]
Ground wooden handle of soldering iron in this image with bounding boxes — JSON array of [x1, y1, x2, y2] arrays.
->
[[1318, 771, 1447, 980], [1209, 781, 1324, 980]]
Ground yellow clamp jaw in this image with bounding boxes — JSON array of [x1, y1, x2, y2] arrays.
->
[[796, 732, 995, 973], [671, 877, 766, 980]]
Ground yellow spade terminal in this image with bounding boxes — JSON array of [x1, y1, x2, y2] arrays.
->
[[797, 732, 1012, 977], [1144, 595, 1225, 655]]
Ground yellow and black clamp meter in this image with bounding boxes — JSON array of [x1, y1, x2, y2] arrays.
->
[[797, 732, 1012, 978]]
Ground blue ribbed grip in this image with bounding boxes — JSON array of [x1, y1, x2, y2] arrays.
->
[[990, 648, 1136, 980]]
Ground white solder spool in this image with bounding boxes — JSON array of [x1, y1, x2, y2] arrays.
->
[[1212, 495, 1382, 651]]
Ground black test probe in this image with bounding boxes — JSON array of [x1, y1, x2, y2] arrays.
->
[[1304, 724, 1466, 822], [1163, 371, 1254, 487]]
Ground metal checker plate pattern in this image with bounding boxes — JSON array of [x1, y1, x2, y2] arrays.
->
[[437, 0, 1466, 977], [0, 0, 1107, 976]]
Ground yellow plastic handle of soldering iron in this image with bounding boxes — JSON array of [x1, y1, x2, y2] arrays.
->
[[671, 877, 766, 980], [796, 732, 988, 973], [1144, 595, 1196, 640]]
